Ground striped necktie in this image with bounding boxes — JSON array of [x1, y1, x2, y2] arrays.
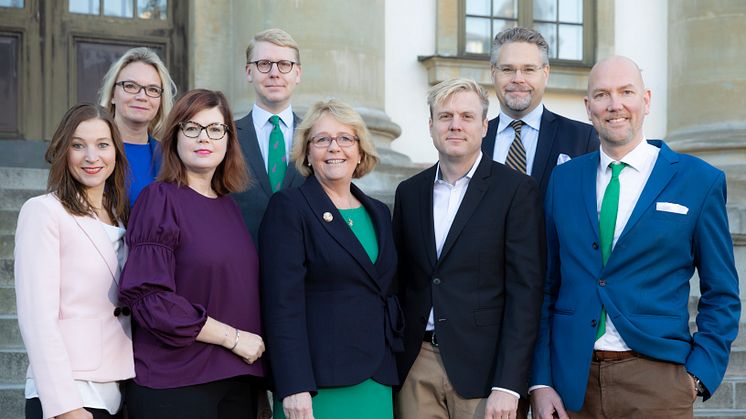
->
[[505, 120, 527, 173]]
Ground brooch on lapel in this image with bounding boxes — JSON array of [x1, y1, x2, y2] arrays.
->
[[322, 212, 333, 223]]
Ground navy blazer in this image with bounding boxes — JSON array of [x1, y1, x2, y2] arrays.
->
[[482, 107, 599, 198], [233, 111, 305, 242], [531, 141, 740, 410], [259, 176, 402, 400]]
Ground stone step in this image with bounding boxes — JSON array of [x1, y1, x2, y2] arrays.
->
[[0, 384, 24, 419], [0, 210, 19, 235], [694, 410, 746, 418], [0, 260, 11, 287], [0, 287, 16, 316], [0, 234, 13, 259], [0, 349, 27, 385], [0, 189, 42, 212], [0, 315, 22, 348], [0, 167, 47, 191]]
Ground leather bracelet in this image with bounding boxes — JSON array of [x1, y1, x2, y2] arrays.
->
[[229, 329, 240, 351]]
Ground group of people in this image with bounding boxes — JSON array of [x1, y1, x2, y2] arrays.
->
[[13, 25, 740, 419]]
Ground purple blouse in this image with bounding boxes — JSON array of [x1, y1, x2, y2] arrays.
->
[[119, 182, 264, 388]]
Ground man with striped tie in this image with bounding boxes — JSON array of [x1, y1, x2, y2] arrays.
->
[[234, 28, 305, 242], [482, 27, 599, 199]]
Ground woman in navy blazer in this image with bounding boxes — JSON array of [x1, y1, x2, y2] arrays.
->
[[259, 99, 402, 419]]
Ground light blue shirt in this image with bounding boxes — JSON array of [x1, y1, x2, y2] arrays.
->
[[251, 104, 295, 171], [492, 105, 543, 174]]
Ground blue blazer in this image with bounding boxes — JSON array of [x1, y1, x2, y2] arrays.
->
[[481, 107, 599, 199], [259, 176, 402, 400], [531, 140, 740, 411]]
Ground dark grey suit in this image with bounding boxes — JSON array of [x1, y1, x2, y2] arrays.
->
[[234, 111, 305, 242]]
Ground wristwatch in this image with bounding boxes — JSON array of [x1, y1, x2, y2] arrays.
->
[[690, 373, 705, 397]]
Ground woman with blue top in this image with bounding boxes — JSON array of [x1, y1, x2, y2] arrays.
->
[[259, 99, 403, 419], [98, 47, 176, 204]]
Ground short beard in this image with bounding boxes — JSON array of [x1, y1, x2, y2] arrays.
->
[[504, 92, 533, 114]]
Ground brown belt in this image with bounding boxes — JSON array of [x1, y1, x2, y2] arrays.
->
[[592, 350, 639, 362]]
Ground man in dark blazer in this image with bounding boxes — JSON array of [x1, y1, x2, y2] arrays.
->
[[483, 27, 599, 198], [530, 56, 740, 418], [394, 78, 545, 419], [234, 28, 305, 241]]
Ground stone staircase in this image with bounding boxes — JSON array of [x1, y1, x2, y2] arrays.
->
[[0, 167, 48, 419]]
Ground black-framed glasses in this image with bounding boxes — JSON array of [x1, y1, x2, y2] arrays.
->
[[115, 80, 164, 98], [308, 135, 359, 148], [249, 60, 297, 74], [179, 121, 229, 140]]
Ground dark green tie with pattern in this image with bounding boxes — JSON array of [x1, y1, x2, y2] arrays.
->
[[268, 115, 286, 193]]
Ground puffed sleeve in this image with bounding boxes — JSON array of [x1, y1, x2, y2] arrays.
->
[[15, 196, 84, 417], [118, 183, 207, 347]]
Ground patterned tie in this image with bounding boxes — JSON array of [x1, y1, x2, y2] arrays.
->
[[505, 120, 527, 173], [596, 162, 626, 340], [267, 115, 286, 193]]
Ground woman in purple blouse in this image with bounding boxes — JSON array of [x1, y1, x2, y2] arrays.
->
[[118, 89, 265, 419]]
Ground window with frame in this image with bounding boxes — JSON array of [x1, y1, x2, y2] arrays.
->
[[463, 0, 593, 65]]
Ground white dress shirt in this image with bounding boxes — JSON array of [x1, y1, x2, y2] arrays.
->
[[492, 105, 543, 174], [594, 138, 660, 351], [251, 103, 294, 171]]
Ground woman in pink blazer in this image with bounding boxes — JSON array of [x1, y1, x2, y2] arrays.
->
[[15, 104, 134, 419]]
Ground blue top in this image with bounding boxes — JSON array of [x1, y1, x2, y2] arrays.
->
[[124, 135, 162, 206]]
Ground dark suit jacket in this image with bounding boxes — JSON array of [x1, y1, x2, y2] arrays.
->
[[481, 107, 599, 198], [531, 140, 740, 410], [393, 156, 546, 398], [259, 176, 402, 400], [234, 111, 305, 242]]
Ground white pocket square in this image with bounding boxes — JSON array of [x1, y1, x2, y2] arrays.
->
[[556, 153, 571, 165], [656, 202, 689, 215]]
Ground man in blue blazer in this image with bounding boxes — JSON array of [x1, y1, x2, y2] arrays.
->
[[482, 27, 599, 199], [530, 56, 740, 418], [234, 28, 305, 242]]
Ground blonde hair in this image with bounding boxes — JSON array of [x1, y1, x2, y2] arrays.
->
[[245, 28, 300, 64], [292, 99, 379, 178], [98, 47, 176, 138], [427, 78, 489, 120]]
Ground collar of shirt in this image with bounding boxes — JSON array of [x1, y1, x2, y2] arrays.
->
[[251, 103, 294, 130], [598, 137, 658, 174], [497, 104, 544, 134], [434, 152, 483, 186]]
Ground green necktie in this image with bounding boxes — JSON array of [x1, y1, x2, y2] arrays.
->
[[267, 115, 286, 193], [596, 162, 626, 340]]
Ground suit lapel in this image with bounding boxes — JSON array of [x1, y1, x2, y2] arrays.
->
[[532, 107, 557, 185], [72, 215, 119, 283], [281, 113, 304, 189], [300, 177, 380, 291], [237, 111, 273, 195], [582, 152, 601, 239], [418, 165, 438, 268], [481, 117, 499, 158], [616, 140, 678, 244], [438, 157, 491, 264]]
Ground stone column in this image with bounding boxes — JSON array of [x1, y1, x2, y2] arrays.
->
[[668, 1, 746, 412], [191, 0, 416, 202]]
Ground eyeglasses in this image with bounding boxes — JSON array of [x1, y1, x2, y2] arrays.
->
[[308, 135, 359, 148], [249, 60, 297, 74], [115, 80, 164, 98], [179, 121, 229, 140], [493, 65, 546, 78]]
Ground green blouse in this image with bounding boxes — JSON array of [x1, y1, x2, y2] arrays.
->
[[338, 206, 378, 263]]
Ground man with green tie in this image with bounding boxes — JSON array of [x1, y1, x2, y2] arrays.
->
[[234, 28, 305, 241]]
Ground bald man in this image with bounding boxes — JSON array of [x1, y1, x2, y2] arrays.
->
[[529, 56, 740, 418]]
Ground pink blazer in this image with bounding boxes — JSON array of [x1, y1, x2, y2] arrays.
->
[[15, 194, 135, 418]]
